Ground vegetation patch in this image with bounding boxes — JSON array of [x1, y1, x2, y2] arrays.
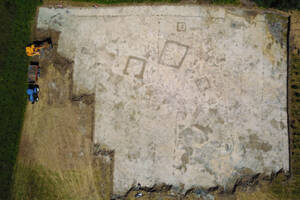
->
[[253, 0, 300, 10], [0, 0, 41, 199], [12, 163, 70, 200]]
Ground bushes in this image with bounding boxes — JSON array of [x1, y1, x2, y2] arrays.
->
[[253, 0, 300, 10]]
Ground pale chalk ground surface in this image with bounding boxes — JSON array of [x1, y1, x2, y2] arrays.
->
[[38, 6, 288, 196]]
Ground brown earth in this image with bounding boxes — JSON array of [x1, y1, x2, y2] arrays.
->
[[13, 29, 113, 200]]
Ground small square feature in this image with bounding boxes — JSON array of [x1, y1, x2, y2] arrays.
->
[[195, 77, 210, 91], [177, 22, 186, 32], [123, 56, 146, 79], [159, 41, 189, 69]]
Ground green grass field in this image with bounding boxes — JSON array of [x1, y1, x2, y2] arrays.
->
[[0, 0, 299, 200], [12, 164, 65, 200], [0, 1, 41, 200]]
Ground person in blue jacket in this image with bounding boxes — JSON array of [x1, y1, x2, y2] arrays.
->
[[26, 84, 39, 104]]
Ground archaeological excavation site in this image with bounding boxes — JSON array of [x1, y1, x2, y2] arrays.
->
[[14, 3, 294, 200]]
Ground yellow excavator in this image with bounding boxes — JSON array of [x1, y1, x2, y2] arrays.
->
[[26, 38, 52, 56]]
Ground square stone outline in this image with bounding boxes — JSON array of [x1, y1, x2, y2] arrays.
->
[[158, 40, 189, 69], [195, 76, 210, 91], [123, 56, 147, 79], [177, 22, 186, 32]]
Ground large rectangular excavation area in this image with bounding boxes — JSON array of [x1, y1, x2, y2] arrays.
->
[[38, 6, 289, 196]]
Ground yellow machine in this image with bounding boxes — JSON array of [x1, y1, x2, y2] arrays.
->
[[26, 44, 43, 56], [26, 39, 52, 57]]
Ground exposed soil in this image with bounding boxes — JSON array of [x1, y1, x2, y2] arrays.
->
[[123, 9, 300, 200], [15, 28, 113, 199], [13, 2, 300, 200]]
